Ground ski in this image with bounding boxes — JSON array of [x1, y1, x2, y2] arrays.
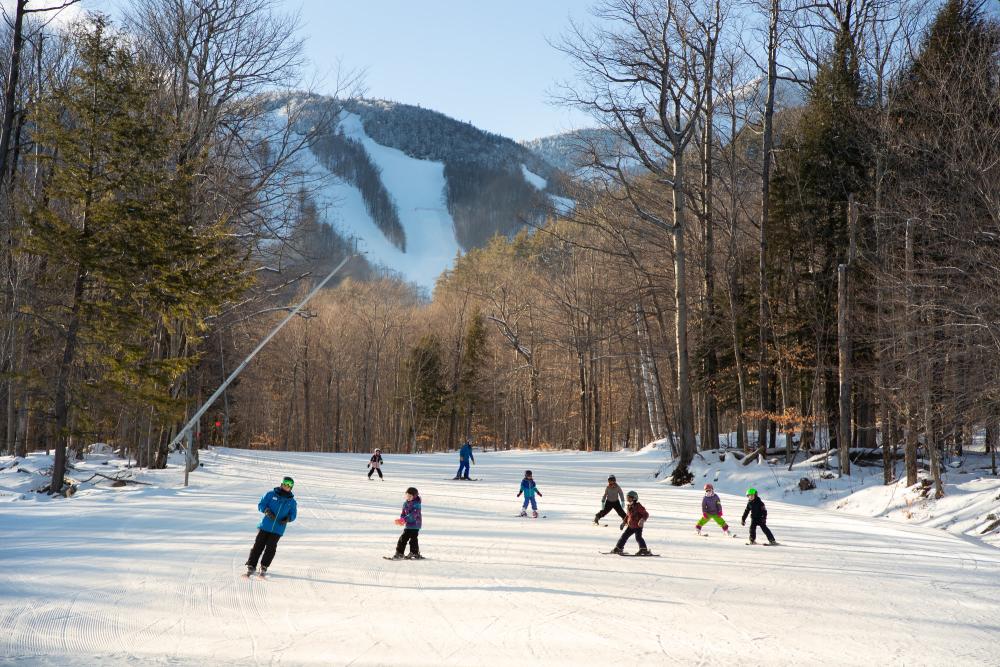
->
[[448, 478, 481, 481], [600, 551, 660, 557], [514, 514, 546, 518], [383, 555, 427, 561]]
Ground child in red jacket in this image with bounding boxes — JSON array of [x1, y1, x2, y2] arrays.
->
[[611, 490, 651, 555]]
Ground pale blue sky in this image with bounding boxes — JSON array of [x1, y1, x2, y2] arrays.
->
[[279, 0, 594, 141]]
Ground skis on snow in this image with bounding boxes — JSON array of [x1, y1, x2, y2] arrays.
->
[[600, 551, 660, 557]]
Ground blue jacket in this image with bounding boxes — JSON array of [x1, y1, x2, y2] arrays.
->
[[518, 479, 540, 499], [459, 443, 474, 463], [400, 495, 422, 529], [257, 487, 297, 536]]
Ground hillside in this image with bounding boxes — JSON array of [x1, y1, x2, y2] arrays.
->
[[275, 95, 570, 289]]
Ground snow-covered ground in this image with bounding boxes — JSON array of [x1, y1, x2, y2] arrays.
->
[[2, 446, 999, 666]]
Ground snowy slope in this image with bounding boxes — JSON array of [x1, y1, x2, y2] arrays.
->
[[303, 112, 460, 291], [2, 447, 999, 666]]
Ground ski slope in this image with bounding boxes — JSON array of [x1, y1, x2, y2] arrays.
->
[[2, 447, 999, 666]]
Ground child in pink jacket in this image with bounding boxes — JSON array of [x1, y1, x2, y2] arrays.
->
[[696, 483, 731, 536]]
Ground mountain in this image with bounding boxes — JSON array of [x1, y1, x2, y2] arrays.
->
[[274, 95, 570, 290]]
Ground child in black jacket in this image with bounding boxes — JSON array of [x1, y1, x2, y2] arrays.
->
[[741, 488, 777, 545]]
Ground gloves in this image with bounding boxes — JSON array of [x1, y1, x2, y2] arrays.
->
[[619, 521, 626, 530], [264, 510, 276, 519], [719, 510, 723, 516], [394, 518, 405, 526], [537, 492, 543, 497], [702, 513, 708, 519], [741, 520, 746, 526], [280, 517, 289, 524]]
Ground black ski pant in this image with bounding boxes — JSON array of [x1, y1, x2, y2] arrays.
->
[[595, 501, 626, 521], [616, 526, 647, 550], [749, 519, 775, 543], [396, 528, 420, 555], [247, 529, 282, 569], [368, 467, 383, 479]]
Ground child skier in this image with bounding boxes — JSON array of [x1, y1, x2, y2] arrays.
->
[[368, 448, 384, 480], [245, 476, 297, 577], [741, 488, 777, 545], [389, 486, 423, 559], [594, 474, 626, 525], [517, 470, 542, 517], [696, 483, 732, 536], [611, 490, 652, 555]]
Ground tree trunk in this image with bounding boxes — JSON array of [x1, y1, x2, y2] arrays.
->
[[838, 263, 851, 476], [50, 267, 87, 494], [671, 151, 697, 484]]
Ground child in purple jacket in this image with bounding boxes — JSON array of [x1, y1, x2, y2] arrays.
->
[[696, 483, 732, 536], [390, 487, 423, 559]]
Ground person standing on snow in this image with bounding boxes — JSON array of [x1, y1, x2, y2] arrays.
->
[[611, 490, 652, 555], [389, 486, 423, 559], [245, 476, 297, 577], [594, 474, 627, 525], [516, 470, 542, 517], [454, 440, 475, 480], [742, 488, 777, 545], [368, 448, 384, 480], [695, 483, 732, 536]]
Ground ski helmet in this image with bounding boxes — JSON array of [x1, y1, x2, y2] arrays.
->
[[281, 477, 294, 489], [524, 470, 532, 477], [405, 486, 419, 496], [704, 483, 714, 492], [626, 490, 639, 501], [608, 475, 616, 482], [746, 487, 758, 496]]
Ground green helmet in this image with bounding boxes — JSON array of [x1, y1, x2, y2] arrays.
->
[[746, 487, 757, 496], [626, 490, 639, 501]]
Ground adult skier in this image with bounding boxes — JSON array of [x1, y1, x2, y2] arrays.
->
[[454, 440, 475, 480], [245, 476, 297, 577]]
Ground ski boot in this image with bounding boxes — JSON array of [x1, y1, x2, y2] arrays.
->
[[258, 566, 268, 577], [695, 525, 702, 536], [593, 516, 600, 525], [389, 552, 405, 560], [746, 539, 756, 545], [245, 565, 256, 577], [636, 548, 651, 556], [405, 552, 425, 560], [519, 510, 528, 517], [611, 546, 624, 555], [768, 539, 778, 545], [532, 510, 538, 518]]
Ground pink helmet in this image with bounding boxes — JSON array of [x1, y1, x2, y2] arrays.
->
[[704, 483, 714, 492]]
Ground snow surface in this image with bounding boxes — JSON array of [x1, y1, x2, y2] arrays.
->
[[2, 447, 999, 666], [520, 164, 547, 190], [305, 112, 461, 292]]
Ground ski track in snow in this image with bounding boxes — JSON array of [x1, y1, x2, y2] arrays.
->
[[2, 447, 1000, 666]]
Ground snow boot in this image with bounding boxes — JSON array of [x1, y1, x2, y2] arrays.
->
[[611, 546, 624, 555]]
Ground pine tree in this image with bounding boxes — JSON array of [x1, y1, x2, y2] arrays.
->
[[23, 18, 244, 493]]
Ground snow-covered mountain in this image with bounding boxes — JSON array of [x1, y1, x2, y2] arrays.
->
[[276, 95, 570, 290]]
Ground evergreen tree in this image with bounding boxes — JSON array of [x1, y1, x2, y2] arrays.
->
[[406, 334, 447, 445], [768, 27, 872, 453], [23, 18, 243, 493]]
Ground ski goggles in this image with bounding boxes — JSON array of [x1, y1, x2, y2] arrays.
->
[[281, 478, 294, 489]]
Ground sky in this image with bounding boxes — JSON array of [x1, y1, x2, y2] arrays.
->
[[274, 0, 595, 142]]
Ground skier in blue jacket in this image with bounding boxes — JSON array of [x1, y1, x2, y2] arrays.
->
[[454, 440, 475, 480], [517, 470, 542, 517], [245, 476, 298, 577]]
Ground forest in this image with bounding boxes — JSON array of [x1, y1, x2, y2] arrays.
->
[[0, 0, 997, 499]]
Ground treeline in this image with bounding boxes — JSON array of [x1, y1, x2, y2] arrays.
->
[[223, 0, 1000, 496], [0, 0, 356, 494]]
